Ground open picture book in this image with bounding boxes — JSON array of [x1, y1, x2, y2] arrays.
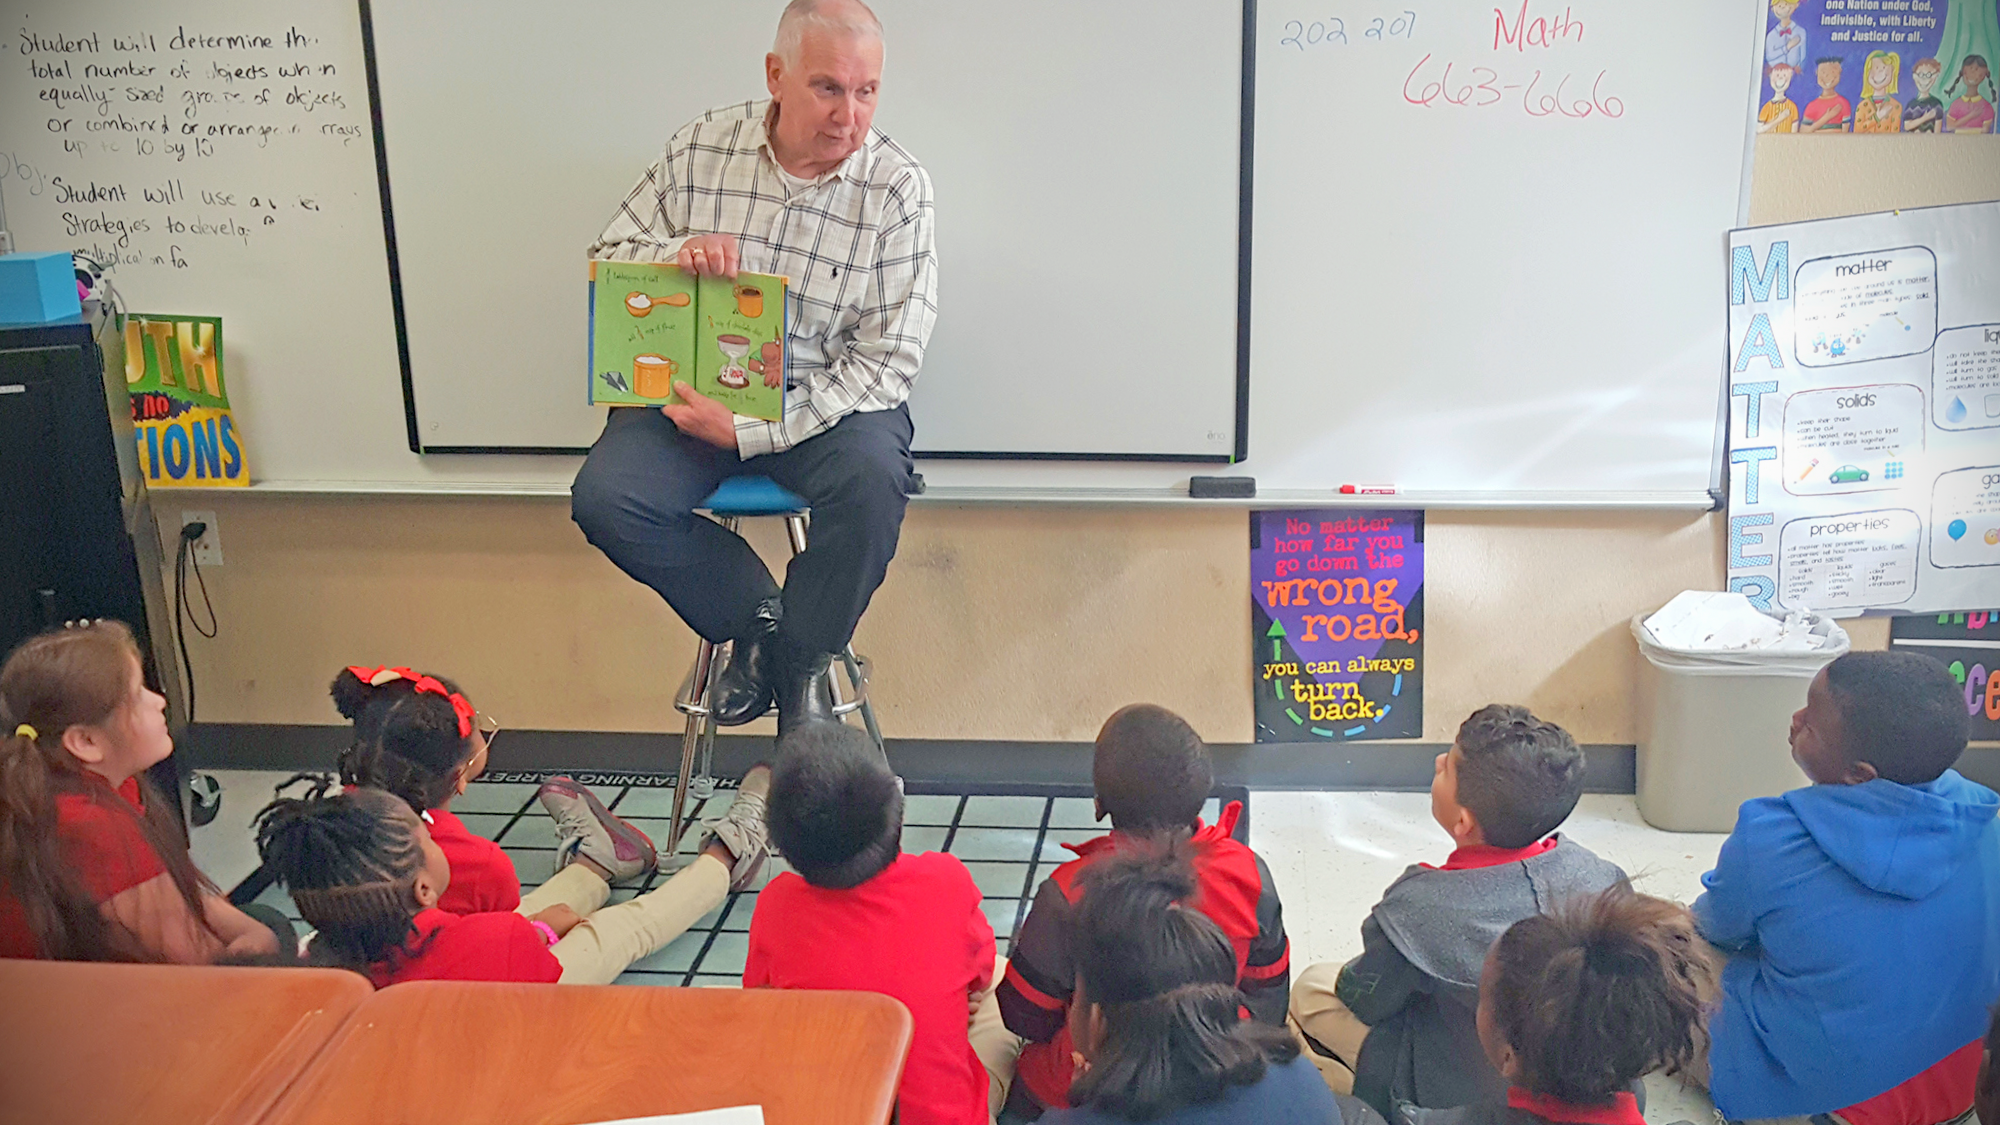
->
[[588, 260, 788, 422]]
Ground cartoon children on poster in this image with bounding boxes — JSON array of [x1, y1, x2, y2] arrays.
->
[[1755, 0, 1999, 136], [1906, 57, 1948, 129], [1855, 51, 1904, 131], [1946, 53, 1996, 131], [1761, 63, 1801, 131], [1768, 0, 1809, 70], [1804, 57, 1853, 131]]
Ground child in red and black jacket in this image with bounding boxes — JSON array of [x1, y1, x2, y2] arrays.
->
[[997, 704, 1291, 1118], [1399, 885, 1717, 1125]]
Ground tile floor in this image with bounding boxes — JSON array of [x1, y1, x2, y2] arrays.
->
[[189, 771, 1726, 1121]]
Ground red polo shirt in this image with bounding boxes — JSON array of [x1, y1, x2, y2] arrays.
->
[[0, 774, 166, 958], [746, 851, 995, 1125], [425, 808, 523, 915], [368, 908, 561, 987]]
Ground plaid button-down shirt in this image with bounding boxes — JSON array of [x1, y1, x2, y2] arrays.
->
[[589, 100, 937, 458]]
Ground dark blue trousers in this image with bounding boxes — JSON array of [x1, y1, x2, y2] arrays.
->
[[570, 404, 914, 654]]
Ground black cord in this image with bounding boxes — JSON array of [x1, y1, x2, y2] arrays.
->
[[174, 525, 217, 723]]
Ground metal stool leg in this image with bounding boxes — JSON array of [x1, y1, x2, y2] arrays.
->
[[671, 636, 722, 856], [842, 646, 887, 762]]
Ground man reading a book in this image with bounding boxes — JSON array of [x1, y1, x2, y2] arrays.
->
[[572, 0, 936, 734]]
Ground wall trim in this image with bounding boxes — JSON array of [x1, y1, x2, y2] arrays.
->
[[180, 722, 1650, 792]]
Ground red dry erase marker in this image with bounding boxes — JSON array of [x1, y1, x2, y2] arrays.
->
[[1339, 484, 1397, 495]]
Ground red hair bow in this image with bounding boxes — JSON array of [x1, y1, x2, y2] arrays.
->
[[346, 665, 417, 687], [345, 665, 473, 739], [410, 674, 475, 739]]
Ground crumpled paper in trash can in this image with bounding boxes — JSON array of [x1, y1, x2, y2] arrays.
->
[[1642, 591, 1828, 653]]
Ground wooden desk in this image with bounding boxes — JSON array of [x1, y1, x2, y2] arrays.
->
[[0, 960, 372, 1125], [262, 982, 913, 1125]]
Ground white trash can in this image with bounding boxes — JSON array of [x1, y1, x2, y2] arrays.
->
[[1631, 611, 1850, 832]]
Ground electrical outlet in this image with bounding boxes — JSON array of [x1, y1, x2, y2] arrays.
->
[[180, 510, 223, 567]]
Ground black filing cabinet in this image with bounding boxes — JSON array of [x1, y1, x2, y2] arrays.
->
[[0, 309, 187, 830]]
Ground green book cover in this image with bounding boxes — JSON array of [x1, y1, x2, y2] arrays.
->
[[588, 260, 786, 423]]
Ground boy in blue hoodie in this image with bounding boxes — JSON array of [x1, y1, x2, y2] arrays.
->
[[1696, 650, 2000, 1123]]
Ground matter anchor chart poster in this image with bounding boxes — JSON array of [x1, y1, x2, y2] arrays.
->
[[1726, 200, 2000, 616]]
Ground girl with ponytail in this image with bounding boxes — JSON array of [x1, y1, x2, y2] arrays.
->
[[0, 622, 280, 962], [329, 665, 654, 919], [1051, 843, 1380, 1125], [1405, 885, 1718, 1125]]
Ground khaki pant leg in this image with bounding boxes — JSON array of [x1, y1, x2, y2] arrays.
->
[[1289, 960, 1370, 1096], [552, 854, 730, 986], [516, 863, 610, 918], [968, 953, 1022, 1124]]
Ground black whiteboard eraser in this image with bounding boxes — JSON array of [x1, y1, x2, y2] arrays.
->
[[1188, 476, 1256, 498]]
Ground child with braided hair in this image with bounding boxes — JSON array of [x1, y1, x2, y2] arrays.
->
[[328, 665, 770, 925], [332, 664, 651, 918], [254, 775, 764, 986]]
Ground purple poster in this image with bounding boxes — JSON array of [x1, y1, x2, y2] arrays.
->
[[1755, 0, 1999, 134], [1252, 510, 1424, 744]]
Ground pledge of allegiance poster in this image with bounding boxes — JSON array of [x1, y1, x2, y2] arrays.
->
[[1756, 0, 1998, 134], [1252, 510, 1423, 744]]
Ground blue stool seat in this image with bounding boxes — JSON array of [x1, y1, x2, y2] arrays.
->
[[699, 476, 807, 516]]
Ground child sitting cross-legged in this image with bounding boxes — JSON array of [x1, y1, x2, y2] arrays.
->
[[746, 722, 1001, 1125], [1401, 885, 1719, 1125], [999, 704, 1292, 1119], [1696, 650, 2000, 1124], [1289, 705, 1626, 1117], [254, 768, 771, 986], [1046, 844, 1382, 1125]]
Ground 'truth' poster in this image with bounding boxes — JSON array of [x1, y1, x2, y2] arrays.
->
[[1252, 510, 1424, 743]]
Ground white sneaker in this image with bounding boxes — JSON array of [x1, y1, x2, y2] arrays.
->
[[538, 776, 657, 883], [701, 787, 771, 892]]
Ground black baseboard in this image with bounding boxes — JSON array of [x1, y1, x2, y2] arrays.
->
[[177, 722, 1649, 792]]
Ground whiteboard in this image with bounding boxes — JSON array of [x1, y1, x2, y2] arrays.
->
[[367, 0, 1247, 459], [0, 0, 436, 487], [0, 0, 1752, 497], [1247, 0, 1759, 492]]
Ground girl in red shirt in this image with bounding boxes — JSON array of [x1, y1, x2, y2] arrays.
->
[[331, 665, 656, 919], [255, 771, 770, 986], [0, 621, 279, 963], [256, 783, 567, 985]]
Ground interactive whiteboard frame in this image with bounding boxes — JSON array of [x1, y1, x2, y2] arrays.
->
[[356, 0, 1256, 464]]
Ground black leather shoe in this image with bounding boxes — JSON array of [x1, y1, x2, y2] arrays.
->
[[774, 650, 837, 736], [711, 596, 781, 726]]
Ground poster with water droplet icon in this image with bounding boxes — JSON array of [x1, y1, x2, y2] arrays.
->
[[1933, 324, 2000, 430], [1726, 201, 2000, 615]]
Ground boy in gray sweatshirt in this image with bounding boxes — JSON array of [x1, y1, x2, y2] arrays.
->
[[1288, 705, 1626, 1117]]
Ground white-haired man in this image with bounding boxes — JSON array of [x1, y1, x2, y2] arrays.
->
[[572, 0, 935, 734]]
